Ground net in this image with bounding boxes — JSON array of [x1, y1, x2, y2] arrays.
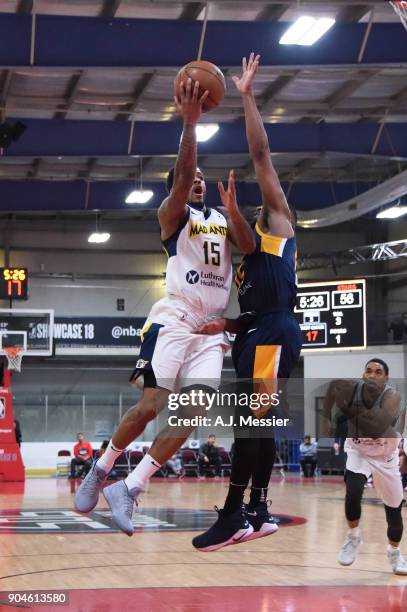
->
[[4, 346, 25, 372], [390, 1, 407, 31]]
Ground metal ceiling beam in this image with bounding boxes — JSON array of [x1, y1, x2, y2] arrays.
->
[[142, 0, 390, 4], [11, 95, 407, 118], [54, 71, 84, 120], [336, 4, 373, 22], [78, 157, 98, 180], [297, 239, 407, 272], [279, 154, 323, 182], [27, 158, 42, 179], [0, 70, 13, 109], [179, 2, 206, 20], [392, 84, 407, 105], [260, 71, 301, 113], [255, 4, 288, 21], [115, 72, 155, 120], [325, 70, 377, 108], [99, 0, 122, 18], [299, 69, 378, 122], [16, 0, 33, 14]]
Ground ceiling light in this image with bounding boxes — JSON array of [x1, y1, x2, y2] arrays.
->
[[88, 232, 110, 243], [376, 205, 407, 219], [88, 211, 110, 243], [196, 124, 219, 142], [279, 16, 335, 46], [125, 189, 154, 204]]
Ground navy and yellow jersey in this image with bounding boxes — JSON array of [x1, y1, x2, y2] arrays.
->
[[235, 223, 297, 315]]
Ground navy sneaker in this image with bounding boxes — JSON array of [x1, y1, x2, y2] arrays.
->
[[192, 507, 253, 552], [243, 502, 278, 541]]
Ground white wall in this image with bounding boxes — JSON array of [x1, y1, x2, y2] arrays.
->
[[21, 437, 234, 470]]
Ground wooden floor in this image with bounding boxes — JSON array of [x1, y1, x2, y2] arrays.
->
[[0, 476, 406, 610]]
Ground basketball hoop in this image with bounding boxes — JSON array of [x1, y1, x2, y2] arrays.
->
[[3, 346, 25, 372], [390, 1, 407, 31]]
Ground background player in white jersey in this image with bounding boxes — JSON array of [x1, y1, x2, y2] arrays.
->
[[322, 359, 407, 574], [75, 77, 255, 536]]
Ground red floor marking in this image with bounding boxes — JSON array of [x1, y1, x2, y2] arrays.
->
[[10, 586, 407, 612]]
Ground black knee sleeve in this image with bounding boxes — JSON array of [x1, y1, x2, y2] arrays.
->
[[344, 470, 366, 522], [384, 504, 403, 543]]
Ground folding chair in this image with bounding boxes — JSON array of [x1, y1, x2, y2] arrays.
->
[[56, 450, 71, 477], [181, 449, 199, 477]]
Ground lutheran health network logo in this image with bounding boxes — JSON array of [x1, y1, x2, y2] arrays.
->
[[185, 270, 226, 289]]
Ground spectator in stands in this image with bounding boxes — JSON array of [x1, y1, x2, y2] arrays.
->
[[299, 435, 318, 478], [388, 314, 407, 343], [14, 419, 22, 447], [198, 434, 222, 477], [97, 440, 109, 458], [70, 433, 93, 479], [166, 451, 184, 477]]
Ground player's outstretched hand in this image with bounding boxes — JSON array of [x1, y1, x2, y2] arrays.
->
[[174, 78, 209, 124], [232, 52, 260, 95], [192, 318, 227, 335], [218, 169, 239, 216]]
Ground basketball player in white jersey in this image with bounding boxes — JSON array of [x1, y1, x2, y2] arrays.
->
[[75, 78, 255, 536], [322, 359, 407, 574]]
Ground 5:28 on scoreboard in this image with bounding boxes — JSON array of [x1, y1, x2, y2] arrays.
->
[[294, 279, 366, 352]]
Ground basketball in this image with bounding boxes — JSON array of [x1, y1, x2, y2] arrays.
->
[[174, 60, 226, 112]]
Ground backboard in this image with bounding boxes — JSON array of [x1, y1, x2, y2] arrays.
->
[[0, 309, 54, 357]]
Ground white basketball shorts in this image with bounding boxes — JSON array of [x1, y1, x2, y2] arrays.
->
[[130, 297, 229, 392], [345, 446, 403, 508]]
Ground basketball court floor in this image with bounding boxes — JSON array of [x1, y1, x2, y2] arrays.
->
[[1, 475, 407, 611]]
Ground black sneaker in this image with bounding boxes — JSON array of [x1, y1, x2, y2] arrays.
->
[[243, 502, 279, 541], [192, 507, 253, 552]]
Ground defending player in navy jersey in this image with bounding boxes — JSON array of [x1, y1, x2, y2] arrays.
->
[[75, 78, 255, 537], [191, 53, 302, 551]]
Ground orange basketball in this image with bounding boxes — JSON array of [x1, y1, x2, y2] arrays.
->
[[174, 60, 226, 112]]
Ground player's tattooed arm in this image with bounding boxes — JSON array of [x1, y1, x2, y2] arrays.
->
[[158, 79, 208, 241], [320, 380, 337, 436], [356, 390, 401, 438], [218, 170, 255, 254], [233, 53, 293, 238]]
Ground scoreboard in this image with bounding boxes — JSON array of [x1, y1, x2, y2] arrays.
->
[[0, 268, 28, 300], [294, 279, 366, 351]]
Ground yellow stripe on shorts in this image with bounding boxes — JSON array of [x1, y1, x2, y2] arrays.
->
[[252, 345, 282, 416], [140, 322, 152, 343]]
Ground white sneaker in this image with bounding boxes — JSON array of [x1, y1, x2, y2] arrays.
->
[[337, 530, 362, 566], [387, 546, 407, 575]]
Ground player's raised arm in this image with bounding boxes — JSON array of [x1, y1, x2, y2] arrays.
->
[[233, 53, 293, 236], [218, 169, 255, 254], [158, 79, 208, 241]]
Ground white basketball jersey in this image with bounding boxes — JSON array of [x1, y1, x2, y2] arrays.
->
[[163, 205, 232, 317]]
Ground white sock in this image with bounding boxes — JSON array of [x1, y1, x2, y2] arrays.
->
[[349, 526, 361, 537], [96, 441, 123, 472], [125, 454, 161, 492]]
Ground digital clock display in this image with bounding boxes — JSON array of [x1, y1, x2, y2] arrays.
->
[[0, 268, 28, 300], [294, 280, 366, 352]]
